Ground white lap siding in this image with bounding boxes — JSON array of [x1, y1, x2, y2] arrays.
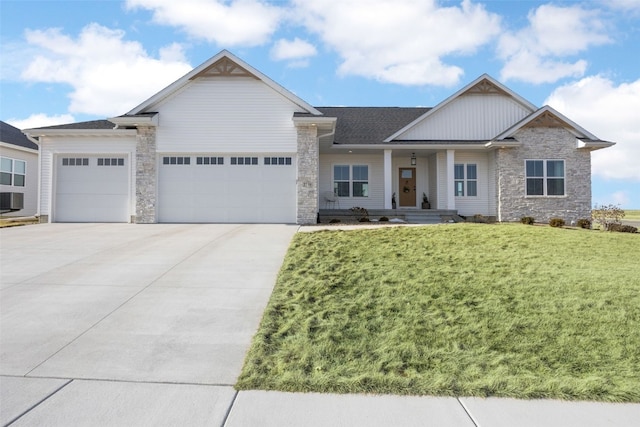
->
[[319, 154, 383, 210]]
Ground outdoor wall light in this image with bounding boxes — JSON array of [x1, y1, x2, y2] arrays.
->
[[411, 153, 417, 165]]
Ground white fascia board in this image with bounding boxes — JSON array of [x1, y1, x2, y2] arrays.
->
[[330, 143, 490, 151], [484, 140, 522, 149], [108, 113, 159, 128], [23, 128, 136, 138], [0, 141, 39, 153], [576, 139, 615, 150], [292, 116, 336, 127], [128, 49, 322, 116], [384, 74, 538, 142]]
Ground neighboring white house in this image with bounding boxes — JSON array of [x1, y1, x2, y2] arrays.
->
[[1, 121, 39, 217], [24, 50, 614, 225]]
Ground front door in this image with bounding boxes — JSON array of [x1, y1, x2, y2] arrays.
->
[[399, 168, 416, 207]]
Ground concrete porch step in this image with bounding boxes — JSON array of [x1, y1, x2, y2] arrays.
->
[[318, 209, 460, 224]]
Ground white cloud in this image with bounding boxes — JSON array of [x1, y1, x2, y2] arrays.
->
[[603, 0, 640, 12], [271, 38, 317, 62], [611, 191, 630, 206], [291, 0, 501, 86], [498, 5, 611, 84], [126, 0, 283, 46], [20, 24, 192, 116], [545, 76, 640, 181], [6, 113, 76, 130]]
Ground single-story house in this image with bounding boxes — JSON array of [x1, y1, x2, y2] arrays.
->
[[24, 50, 614, 225], [1, 121, 39, 217]]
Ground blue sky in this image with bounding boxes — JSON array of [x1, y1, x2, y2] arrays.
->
[[1, 0, 639, 208]]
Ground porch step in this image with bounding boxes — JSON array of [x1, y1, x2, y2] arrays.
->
[[318, 209, 461, 224]]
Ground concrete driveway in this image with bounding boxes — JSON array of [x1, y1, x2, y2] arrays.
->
[[0, 223, 298, 426]]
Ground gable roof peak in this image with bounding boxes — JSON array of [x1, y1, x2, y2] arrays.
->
[[127, 49, 321, 116], [384, 74, 537, 142]]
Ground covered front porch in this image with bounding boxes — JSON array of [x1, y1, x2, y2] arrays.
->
[[318, 147, 497, 219]]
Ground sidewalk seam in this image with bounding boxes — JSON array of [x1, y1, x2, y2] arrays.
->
[[220, 390, 239, 427], [4, 379, 73, 427], [457, 397, 480, 427]]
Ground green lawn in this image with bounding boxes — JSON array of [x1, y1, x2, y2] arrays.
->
[[237, 224, 640, 402]]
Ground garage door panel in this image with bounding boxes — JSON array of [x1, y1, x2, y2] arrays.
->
[[55, 156, 129, 223], [158, 155, 295, 223]]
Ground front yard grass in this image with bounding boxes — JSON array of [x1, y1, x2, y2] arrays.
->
[[237, 223, 640, 402]]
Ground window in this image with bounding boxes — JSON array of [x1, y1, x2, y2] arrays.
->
[[1, 157, 26, 187], [162, 156, 191, 165], [61, 158, 89, 166], [454, 163, 477, 197], [333, 165, 368, 197], [97, 158, 125, 166], [264, 157, 292, 166], [526, 160, 564, 196], [231, 157, 258, 165], [196, 156, 224, 165]]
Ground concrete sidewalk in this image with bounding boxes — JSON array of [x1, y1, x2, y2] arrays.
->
[[1, 223, 639, 426]]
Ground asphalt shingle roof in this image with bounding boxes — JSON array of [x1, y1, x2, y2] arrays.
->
[[311, 107, 431, 144], [26, 119, 116, 131], [0, 121, 38, 150]]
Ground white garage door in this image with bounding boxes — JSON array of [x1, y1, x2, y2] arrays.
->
[[158, 155, 296, 223], [55, 156, 129, 222]]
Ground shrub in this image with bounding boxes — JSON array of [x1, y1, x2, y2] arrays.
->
[[358, 217, 370, 223], [576, 218, 591, 229], [606, 223, 638, 233], [549, 218, 565, 228], [379, 216, 389, 222], [329, 219, 341, 224], [349, 207, 369, 222], [592, 204, 625, 230], [471, 214, 489, 223], [520, 216, 535, 225]]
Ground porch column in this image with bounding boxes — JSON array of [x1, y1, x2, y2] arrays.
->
[[383, 149, 393, 209], [446, 149, 455, 210]]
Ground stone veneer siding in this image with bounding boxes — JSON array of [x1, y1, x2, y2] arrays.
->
[[496, 127, 591, 224], [135, 126, 157, 223], [296, 125, 319, 224]]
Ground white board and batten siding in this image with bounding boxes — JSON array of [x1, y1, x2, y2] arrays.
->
[[396, 94, 532, 141], [453, 152, 492, 217], [39, 136, 136, 222], [152, 77, 304, 153]]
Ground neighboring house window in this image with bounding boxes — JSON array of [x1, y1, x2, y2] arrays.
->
[[196, 157, 224, 165], [454, 163, 477, 197], [333, 165, 369, 197], [97, 158, 125, 166], [162, 156, 191, 165], [0, 157, 26, 187], [264, 157, 292, 165], [230, 157, 258, 165], [61, 158, 89, 166], [526, 160, 565, 196]]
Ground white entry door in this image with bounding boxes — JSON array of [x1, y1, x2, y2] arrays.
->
[[158, 154, 296, 223], [54, 155, 129, 222]]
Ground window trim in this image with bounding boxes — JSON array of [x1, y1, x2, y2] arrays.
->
[[333, 164, 369, 198], [1, 156, 26, 187], [454, 163, 477, 198], [525, 159, 566, 197]]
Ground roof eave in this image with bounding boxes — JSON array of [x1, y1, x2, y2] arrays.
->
[[0, 140, 39, 153], [576, 139, 615, 151], [109, 113, 159, 128], [23, 128, 136, 137]]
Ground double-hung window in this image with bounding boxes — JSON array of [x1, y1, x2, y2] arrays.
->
[[526, 160, 564, 196], [1, 157, 26, 187], [333, 165, 369, 197], [454, 163, 477, 197]]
